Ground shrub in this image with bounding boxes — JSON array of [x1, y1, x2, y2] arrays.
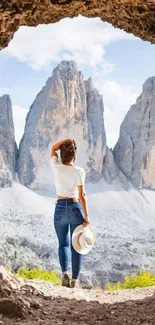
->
[[106, 270, 155, 291], [16, 267, 61, 286]]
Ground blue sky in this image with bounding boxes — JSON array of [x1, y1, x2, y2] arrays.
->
[[0, 16, 155, 147]]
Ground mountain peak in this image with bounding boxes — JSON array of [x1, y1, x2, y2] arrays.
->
[[114, 75, 155, 189], [57, 60, 78, 70], [85, 77, 94, 90], [142, 76, 155, 93], [53, 60, 79, 77], [18, 61, 106, 189], [0, 95, 17, 187], [0, 94, 11, 109]]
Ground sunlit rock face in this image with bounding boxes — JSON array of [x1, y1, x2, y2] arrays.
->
[[113, 77, 155, 189], [0, 95, 17, 187], [18, 61, 106, 190], [1, 1, 155, 50]]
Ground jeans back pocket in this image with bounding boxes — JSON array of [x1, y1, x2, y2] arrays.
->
[[54, 207, 65, 222], [70, 206, 84, 223]]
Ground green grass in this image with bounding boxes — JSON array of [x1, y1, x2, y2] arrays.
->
[[106, 270, 155, 291], [6, 267, 155, 291], [16, 267, 61, 286]]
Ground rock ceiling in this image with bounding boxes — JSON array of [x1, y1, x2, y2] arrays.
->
[[0, 1, 155, 50]]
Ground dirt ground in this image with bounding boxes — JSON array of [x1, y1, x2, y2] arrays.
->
[[1, 294, 155, 325], [1, 278, 155, 325]]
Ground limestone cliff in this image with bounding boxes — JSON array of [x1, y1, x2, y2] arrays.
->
[[0, 95, 17, 187], [113, 77, 155, 189], [18, 61, 106, 190]]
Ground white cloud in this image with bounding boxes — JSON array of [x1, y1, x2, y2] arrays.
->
[[12, 105, 28, 146], [2, 16, 137, 149], [5, 16, 134, 71], [102, 81, 139, 148]]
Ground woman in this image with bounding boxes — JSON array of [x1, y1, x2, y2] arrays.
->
[[51, 138, 89, 288]]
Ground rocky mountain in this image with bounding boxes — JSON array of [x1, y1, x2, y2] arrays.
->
[[2, 73, 155, 286], [103, 147, 128, 190], [18, 61, 106, 190], [1, 70, 155, 192], [0, 95, 17, 187], [113, 76, 155, 189]]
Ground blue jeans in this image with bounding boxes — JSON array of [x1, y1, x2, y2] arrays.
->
[[54, 199, 84, 279]]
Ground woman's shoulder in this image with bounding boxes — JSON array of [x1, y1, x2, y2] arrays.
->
[[74, 165, 85, 173]]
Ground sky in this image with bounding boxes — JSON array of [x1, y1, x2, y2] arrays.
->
[[0, 15, 155, 147]]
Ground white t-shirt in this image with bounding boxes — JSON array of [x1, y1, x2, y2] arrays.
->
[[51, 156, 85, 198]]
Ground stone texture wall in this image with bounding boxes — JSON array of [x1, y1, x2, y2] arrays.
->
[[1, 1, 155, 50]]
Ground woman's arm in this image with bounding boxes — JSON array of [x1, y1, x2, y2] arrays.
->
[[78, 185, 89, 227], [51, 139, 71, 157]]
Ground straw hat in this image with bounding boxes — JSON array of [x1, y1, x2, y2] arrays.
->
[[72, 225, 95, 255]]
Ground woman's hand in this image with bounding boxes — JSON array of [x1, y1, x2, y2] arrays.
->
[[51, 139, 73, 157], [83, 217, 89, 227]]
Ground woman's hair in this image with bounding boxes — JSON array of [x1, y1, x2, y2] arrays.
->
[[60, 140, 77, 165]]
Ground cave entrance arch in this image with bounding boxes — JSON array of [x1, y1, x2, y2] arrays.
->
[[1, 1, 155, 50]]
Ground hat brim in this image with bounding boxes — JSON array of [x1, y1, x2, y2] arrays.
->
[[72, 225, 95, 255]]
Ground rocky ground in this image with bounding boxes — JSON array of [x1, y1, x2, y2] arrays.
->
[[1, 267, 155, 324], [2, 295, 155, 325]]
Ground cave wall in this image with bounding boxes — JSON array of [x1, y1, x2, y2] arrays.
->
[[1, 0, 155, 50]]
